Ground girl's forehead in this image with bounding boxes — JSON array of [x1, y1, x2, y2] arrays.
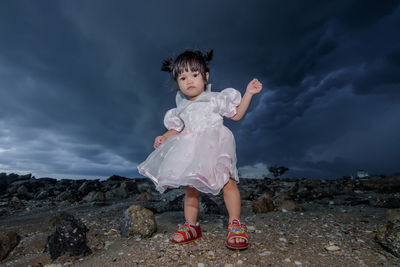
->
[[178, 69, 198, 76]]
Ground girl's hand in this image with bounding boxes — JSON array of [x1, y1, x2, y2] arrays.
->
[[154, 136, 166, 149], [246, 78, 263, 95]]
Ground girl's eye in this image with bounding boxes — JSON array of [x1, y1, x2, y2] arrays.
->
[[180, 77, 185, 81], [193, 73, 198, 78]]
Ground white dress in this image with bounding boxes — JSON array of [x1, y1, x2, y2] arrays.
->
[[137, 85, 241, 195]]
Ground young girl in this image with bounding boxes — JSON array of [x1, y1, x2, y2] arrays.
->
[[138, 50, 262, 250]]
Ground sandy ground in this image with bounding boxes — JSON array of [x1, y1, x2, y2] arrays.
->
[[1, 197, 399, 267]]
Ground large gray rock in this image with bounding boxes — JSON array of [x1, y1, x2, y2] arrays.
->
[[0, 231, 20, 260], [120, 205, 156, 238]]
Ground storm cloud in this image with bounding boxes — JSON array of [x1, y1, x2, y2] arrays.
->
[[0, 0, 399, 179]]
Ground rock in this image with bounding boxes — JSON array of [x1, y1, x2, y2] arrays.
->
[[83, 191, 105, 202], [49, 212, 73, 227], [387, 209, 400, 222], [199, 195, 224, 214], [55, 190, 81, 202], [325, 244, 340, 251], [361, 174, 400, 193], [120, 205, 156, 238], [278, 200, 305, 212], [252, 194, 275, 213], [8, 196, 25, 210], [379, 197, 400, 209], [240, 190, 255, 200], [105, 183, 128, 199], [140, 189, 185, 213], [78, 181, 95, 195], [16, 185, 29, 195], [136, 192, 152, 202], [136, 182, 153, 193], [376, 220, 400, 257], [45, 213, 91, 260], [107, 175, 130, 181], [0, 231, 20, 260]]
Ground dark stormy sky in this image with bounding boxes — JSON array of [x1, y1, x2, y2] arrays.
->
[[1, 0, 399, 180]]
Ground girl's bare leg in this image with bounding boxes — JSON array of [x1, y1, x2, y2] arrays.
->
[[223, 178, 244, 244], [173, 186, 200, 242]]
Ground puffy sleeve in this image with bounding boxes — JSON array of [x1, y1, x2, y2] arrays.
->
[[213, 88, 242, 118], [163, 108, 184, 131]]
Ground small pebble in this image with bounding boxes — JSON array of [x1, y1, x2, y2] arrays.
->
[[294, 261, 302, 265], [325, 244, 340, 251], [247, 225, 256, 232], [259, 251, 271, 256], [237, 260, 243, 264], [284, 258, 291, 262], [279, 237, 288, 243], [198, 263, 205, 267]]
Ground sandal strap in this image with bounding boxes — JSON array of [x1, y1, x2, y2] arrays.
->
[[175, 222, 200, 241], [227, 219, 248, 243]]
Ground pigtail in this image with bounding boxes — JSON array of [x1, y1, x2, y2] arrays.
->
[[161, 58, 174, 72], [204, 49, 213, 63]]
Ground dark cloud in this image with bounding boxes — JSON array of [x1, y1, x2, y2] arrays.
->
[[0, 0, 399, 179]]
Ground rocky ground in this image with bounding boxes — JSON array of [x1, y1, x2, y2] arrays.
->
[[0, 173, 400, 266]]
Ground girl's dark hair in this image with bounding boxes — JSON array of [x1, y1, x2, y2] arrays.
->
[[162, 50, 213, 82]]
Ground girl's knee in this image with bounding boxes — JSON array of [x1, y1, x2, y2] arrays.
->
[[186, 186, 200, 197], [223, 178, 238, 191]]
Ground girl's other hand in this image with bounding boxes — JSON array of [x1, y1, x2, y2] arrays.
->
[[246, 78, 263, 95], [154, 136, 166, 149]]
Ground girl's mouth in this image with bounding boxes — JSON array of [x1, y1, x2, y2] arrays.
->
[[187, 86, 195, 90]]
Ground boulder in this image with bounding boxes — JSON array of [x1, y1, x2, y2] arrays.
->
[[0, 231, 20, 260], [136, 182, 153, 193], [278, 200, 306, 212], [376, 219, 400, 258], [83, 191, 105, 202], [45, 213, 91, 260], [362, 174, 400, 193], [199, 195, 224, 214], [34, 189, 51, 200], [8, 196, 25, 210], [136, 192, 152, 202], [120, 205, 156, 238], [387, 209, 400, 222], [105, 183, 128, 199], [252, 194, 275, 213], [55, 190, 81, 202]]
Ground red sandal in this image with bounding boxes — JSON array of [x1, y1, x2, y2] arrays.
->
[[226, 219, 249, 250], [171, 222, 202, 244]]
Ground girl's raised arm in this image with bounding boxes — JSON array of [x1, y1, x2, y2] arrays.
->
[[230, 78, 262, 121]]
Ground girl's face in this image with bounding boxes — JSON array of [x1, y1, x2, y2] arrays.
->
[[177, 69, 209, 101]]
